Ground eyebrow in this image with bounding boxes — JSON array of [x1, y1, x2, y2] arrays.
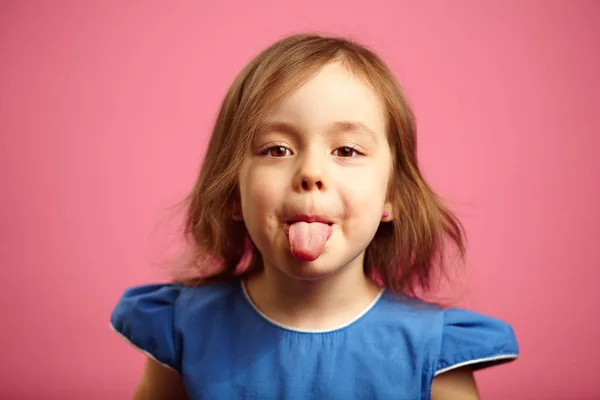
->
[[258, 120, 379, 142], [329, 121, 378, 141]]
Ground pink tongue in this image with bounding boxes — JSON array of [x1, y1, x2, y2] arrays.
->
[[287, 222, 332, 261]]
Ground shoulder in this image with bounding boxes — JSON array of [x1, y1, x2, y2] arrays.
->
[[110, 280, 242, 372], [379, 293, 519, 369], [433, 306, 519, 374], [111, 281, 240, 328], [428, 306, 518, 399], [377, 293, 518, 388]]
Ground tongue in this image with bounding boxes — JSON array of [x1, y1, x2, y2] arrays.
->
[[287, 222, 332, 261]]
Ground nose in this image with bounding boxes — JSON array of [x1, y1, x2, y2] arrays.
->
[[302, 179, 323, 191], [295, 151, 327, 192]]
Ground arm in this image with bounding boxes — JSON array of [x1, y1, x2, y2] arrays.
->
[[133, 357, 189, 400], [430, 367, 479, 400]]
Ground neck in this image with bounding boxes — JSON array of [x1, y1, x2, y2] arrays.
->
[[244, 256, 382, 331]]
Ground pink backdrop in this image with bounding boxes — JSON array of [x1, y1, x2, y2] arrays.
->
[[2, 1, 599, 399]]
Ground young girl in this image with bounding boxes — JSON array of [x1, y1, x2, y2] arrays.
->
[[111, 33, 518, 399]]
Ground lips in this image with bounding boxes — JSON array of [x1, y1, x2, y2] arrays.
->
[[285, 215, 333, 237], [286, 215, 334, 225]]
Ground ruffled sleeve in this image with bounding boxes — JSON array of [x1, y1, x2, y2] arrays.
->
[[110, 284, 182, 372], [434, 308, 519, 376]]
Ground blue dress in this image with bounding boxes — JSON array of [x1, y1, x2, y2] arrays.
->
[[110, 280, 519, 399]]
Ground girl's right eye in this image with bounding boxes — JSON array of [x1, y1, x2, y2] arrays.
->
[[263, 146, 292, 158]]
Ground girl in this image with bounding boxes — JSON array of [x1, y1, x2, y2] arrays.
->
[[111, 33, 518, 399]]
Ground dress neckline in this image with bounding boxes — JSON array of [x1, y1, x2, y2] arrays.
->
[[239, 279, 386, 334]]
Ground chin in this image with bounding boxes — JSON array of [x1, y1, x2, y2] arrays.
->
[[282, 269, 337, 281], [276, 255, 346, 281]]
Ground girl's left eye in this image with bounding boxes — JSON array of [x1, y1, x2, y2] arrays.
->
[[333, 146, 361, 157]]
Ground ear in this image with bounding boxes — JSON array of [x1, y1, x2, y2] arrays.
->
[[381, 202, 393, 222]]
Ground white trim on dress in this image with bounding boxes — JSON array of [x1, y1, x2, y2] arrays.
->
[[241, 280, 385, 334], [434, 353, 519, 376]]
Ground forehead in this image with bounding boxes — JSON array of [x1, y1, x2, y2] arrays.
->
[[263, 62, 386, 136]]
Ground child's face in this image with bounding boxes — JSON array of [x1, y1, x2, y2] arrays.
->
[[238, 62, 393, 281]]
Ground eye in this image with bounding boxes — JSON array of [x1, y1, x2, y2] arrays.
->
[[333, 146, 361, 157], [264, 146, 292, 158]]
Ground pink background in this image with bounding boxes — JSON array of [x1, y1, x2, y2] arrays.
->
[[2, 1, 599, 399]]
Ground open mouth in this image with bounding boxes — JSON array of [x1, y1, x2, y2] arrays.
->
[[286, 221, 333, 226], [286, 215, 334, 226], [284, 220, 333, 237]]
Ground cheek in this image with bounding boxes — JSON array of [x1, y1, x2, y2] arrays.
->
[[338, 166, 390, 218], [240, 166, 283, 215]]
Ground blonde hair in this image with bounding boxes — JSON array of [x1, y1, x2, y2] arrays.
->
[[176, 33, 465, 299]]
